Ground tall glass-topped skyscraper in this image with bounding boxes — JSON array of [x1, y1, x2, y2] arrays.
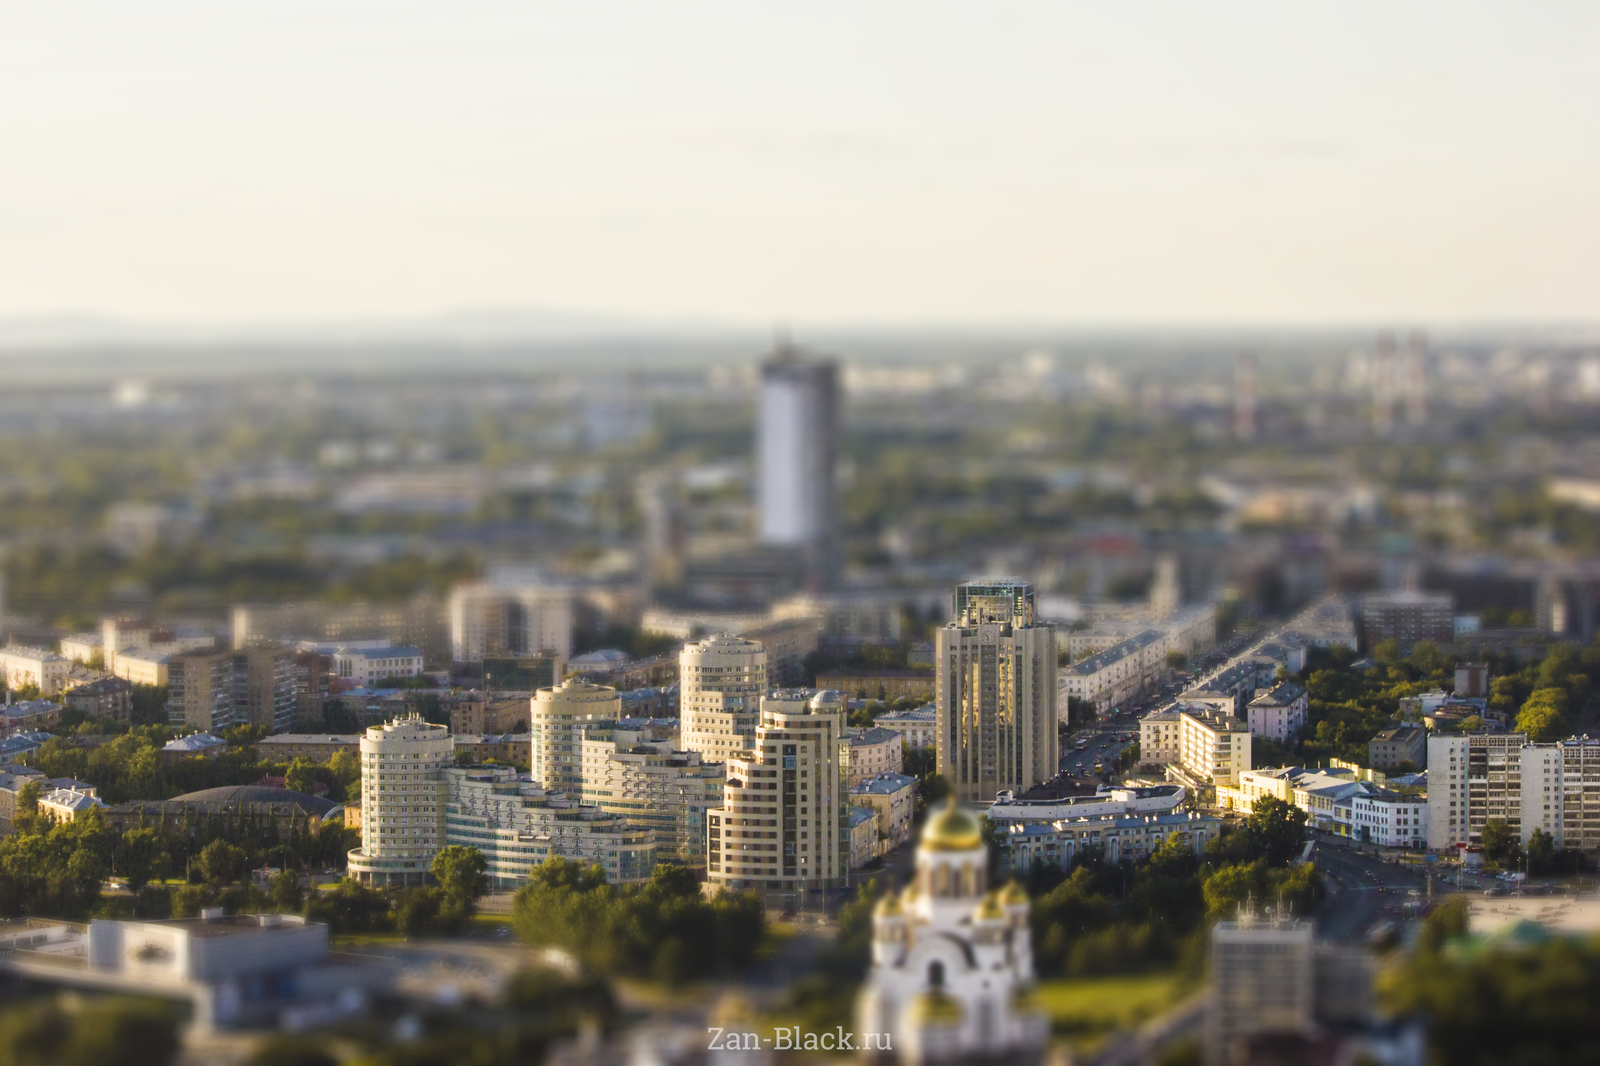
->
[[936, 578, 1058, 802]]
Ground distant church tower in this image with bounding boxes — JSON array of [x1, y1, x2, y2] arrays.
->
[[855, 803, 1046, 1065]]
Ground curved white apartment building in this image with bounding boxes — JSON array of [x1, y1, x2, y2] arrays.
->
[[347, 713, 452, 887], [678, 635, 767, 760], [530, 680, 621, 792]]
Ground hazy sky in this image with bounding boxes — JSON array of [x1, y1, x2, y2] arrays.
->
[[3, 2, 1597, 325]]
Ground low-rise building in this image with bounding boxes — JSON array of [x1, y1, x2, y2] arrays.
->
[[442, 764, 656, 889], [1139, 709, 1182, 766], [1246, 682, 1308, 742], [843, 726, 903, 786], [579, 721, 724, 868], [60, 676, 134, 721], [1001, 809, 1222, 873], [58, 633, 103, 665], [113, 646, 171, 687], [1061, 629, 1169, 715], [333, 646, 424, 688], [77, 912, 393, 1030], [814, 669, 936, 703], [0, 700, 62, 733], [1168, 705, 1252, 795], [848, 805, 880, 868], [162, 733, 228, 763], [872, 705, 935, 749], [454, 733, 532, 766], [1347, 788, 1427, 848], [1369, 725, 1426, 771], [256, 733, 362, 762], [848, 771, 917, 850], [38, 786, 104, 824], [987, 783, 1188, 826], [0, 646, 73, 697]]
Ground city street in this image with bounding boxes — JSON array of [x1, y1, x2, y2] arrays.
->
[[1311, 837, 1438, 942]]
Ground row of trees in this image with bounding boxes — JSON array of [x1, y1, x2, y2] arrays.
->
[[1381, 895, 1600, 1064], [0, 787, 360, 919], [1029, 796, 1321, 979], [512, 857, 764, 982]]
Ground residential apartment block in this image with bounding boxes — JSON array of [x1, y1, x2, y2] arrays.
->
[[1428, 733, 1600, 853], [843, 726, 904, 786], [1061, 628, 1167, 714], [678, 634, 768, 760], [580, 720, 724, 868], [706, 690, 847, 893], [872, 705, 935, 749], [847, 771, 916, 850], [1246, 683, 1308, 742], [0, 645, 72, 697]]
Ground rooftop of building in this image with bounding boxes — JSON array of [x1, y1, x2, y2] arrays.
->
[[1250, 682, 1306, 706], [875, 706, 935, 722], [64, 676, 131, 694], [114, 647, 171, 664], [163, 733, 227, 752], [849, 726, 903, 747], [41, 788, 102, 811], [60, 633, 103, 647], [848, 806, 876, 828], [339, 645, 421, 659], [257, 733, 361, 745], [1005, 809, 1221, 837], [1068, 629, 1167, 675], [158, 785, 338, 817], [3, 700, 62, 716], [849, 772, 917, 795], [1, 644, 66, 662], [1373, 725, 1424, 742], [134, 912, 317, 939]]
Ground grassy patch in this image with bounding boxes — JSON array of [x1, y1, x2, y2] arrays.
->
[[1032, 973, 1188, 1042]]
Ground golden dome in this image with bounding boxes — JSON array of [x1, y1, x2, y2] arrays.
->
[[921, 801, 983, 851], [974, 893, 1004, 922], [1000, 880, 1029, 907], [875, 893, 904, 918]]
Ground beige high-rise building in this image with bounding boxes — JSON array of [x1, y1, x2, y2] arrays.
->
[[347, 713, 452, 887], [936, 579, 1058, 803], [706, 690, 847, 895], [580, 721, 725, 868], [678, 634, 767, 759], [530, 680, 622, 792], [166, 650, 237, 733]]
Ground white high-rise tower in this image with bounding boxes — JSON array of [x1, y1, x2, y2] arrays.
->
[[757, 345, 838, 589]]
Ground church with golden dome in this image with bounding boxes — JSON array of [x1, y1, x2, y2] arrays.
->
[[855, 802, 1048, 1065]]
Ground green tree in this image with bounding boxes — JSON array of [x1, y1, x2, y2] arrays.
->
[[392, 886, 443, 938], [242, 1038, 338, 1066], [1516, 688, 1570, 742], [431, 844, 490, 922], [284, 758, 319, 795], [195, 839, 247, 885], [117, 827, 162, 893], [0, 996, 179, 1066], [1480, 818, 1520, 867], [1527, 827, 1556, 875], [268, 869, 304, 913], [327, 750, 361, 798]]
